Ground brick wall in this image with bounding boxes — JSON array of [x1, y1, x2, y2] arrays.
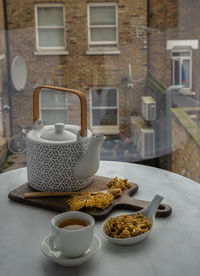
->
[[148, 0, 200, 99], [5, 0, 148, 136], [148, 0, 178, 88], [146, 0, 200, 171], [0, 0, 10, 162], [171, 114, 200, 183], [0, 0, 5, 96], [0, 0, 10, 138]]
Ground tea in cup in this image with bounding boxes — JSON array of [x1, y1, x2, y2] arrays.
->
[[48, 211, 95, 258]]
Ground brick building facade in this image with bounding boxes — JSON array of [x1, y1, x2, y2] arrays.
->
[[1, 0, 199, 175], [0, 0, 10, 160], [3, 0, 148, 138], [171, 107, 200, 183], [147, 0, 178, 88], [0, 0, 8, 137], [147, 0, 200, 175], [147, 0, 200, 99]]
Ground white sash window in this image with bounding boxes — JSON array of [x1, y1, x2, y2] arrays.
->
[[90, 88, 119, 134], [88, 3, 118, 46], [35, 4, 66, 50]]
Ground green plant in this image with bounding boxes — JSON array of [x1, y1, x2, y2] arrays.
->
[[3, 160, 15, 170]]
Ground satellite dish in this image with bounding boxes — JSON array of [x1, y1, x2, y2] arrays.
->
[[11, 56, 27, 91]]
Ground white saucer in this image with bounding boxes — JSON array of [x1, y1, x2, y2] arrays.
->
[[40, 234, 101, 267]]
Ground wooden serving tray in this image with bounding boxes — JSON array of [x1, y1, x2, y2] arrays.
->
[[8, 175, 172, 220]]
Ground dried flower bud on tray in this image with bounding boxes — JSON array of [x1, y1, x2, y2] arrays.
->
[[67, 177, 133, 211], [67, 192, 114, 211], [107, 177, 132, 190]]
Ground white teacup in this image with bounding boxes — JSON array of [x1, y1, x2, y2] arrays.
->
[[48, 211, 95, 258]]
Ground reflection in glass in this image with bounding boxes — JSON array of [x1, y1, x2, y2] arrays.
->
[[92, 109, 117, 126], [41, 90, 67, 125]]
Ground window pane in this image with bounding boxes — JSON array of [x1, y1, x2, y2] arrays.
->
[[92, 89, 117, 107], [90, 6, 116, 25], [41, 110, 67, 125], [38, 29, 64, 47], [92, 109, 117, 126], [172, 51, 190, 57], [91, 27, 116, 42], [38, 7, 64, 26], [41, 90, 67, 108], [174, 60, 180, 85], [182, 60, 190, 88]]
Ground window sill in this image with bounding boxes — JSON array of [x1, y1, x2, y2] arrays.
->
[[34, 50, 69, 56], [91, 126, 119, 135], [86, 46, 120, 55]]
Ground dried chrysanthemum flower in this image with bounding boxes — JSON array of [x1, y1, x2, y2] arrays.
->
[[67, 192, 114, 211], [109, 188, 122, 197], [105, 213, 152, 239], [66, 177, 132, 211], [107, 177, 132, 191]]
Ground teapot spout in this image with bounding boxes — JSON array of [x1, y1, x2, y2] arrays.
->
[[75, 134, 106, 179]]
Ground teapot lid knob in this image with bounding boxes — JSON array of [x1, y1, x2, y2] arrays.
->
[[55, 123, 64, 133]]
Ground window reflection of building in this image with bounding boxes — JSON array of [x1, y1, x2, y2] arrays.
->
[[0, 0, 147, 167], [171, 50, 191, 89], [148, 0, 200, 174], [35, 4, 66, 53], [90, 88, 119, 134], [88, 3, 118, 46], [40, 89, 67, 125], [2, 0, 146, 137]]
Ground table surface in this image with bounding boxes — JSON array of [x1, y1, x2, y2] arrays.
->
[[0, 161, 200, 276]]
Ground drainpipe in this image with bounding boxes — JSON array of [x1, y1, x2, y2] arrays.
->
[[166, 85, 183, 171], [147, 0, 150, 66], [3, 0, 13, 137]]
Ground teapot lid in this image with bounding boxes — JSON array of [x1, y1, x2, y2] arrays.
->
[[41, 123, 77, 142]]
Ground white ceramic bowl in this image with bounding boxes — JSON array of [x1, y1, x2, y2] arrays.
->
[[102, 212, 153, 245], [102, 194, 163, 245]]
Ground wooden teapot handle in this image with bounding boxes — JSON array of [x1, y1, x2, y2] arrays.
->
[[33, 85, 87, 137]]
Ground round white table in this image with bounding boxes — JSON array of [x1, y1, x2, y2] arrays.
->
[[0, 161, 200, 276]]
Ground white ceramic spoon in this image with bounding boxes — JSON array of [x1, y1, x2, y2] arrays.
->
[[102, 194, 164, 245]]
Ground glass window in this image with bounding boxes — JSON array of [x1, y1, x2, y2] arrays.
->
[[91, 88, 117, 107], [172, 51, 190, 57], [1, 1, 200, 184], [91, 88, 118, 128], [40, 89, 67, 125], [92, 109, 117, 126], [38, 7, 64, 26], [88, 4, 117, 45], [171, 51, 191, 88], [35, 5, 65, 49]]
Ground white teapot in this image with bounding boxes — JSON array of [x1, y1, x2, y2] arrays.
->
[[26, 86, 105, 192]]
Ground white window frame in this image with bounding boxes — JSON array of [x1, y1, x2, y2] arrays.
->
[[171, 49, 192, 89], [90, 87, 119, 134], [39, 89, 68, 125], [167, 40, 198, 50], [34, 3, 66, 52], [87, 3, 118, 46]]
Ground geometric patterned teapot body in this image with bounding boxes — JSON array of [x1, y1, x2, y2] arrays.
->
[[26, 86, 105, 192]]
